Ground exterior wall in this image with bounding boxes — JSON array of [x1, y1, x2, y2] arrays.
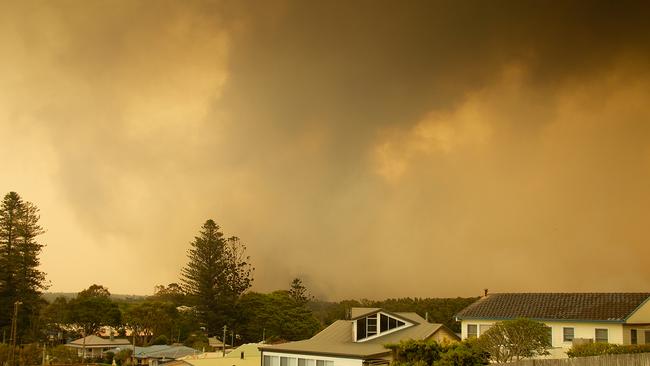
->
[[626, 299, 650, 324], [460, 320, 625, 358], [262, 351, 363, 366], [623, 324, 650, 344], [430, 328, 460, 343]]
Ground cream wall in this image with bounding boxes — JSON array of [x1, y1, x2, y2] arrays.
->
[[262, 351, 363, 366], [460, 320, 625, 358], [626, 299, 650, 323], [622, 324, 650, 344]]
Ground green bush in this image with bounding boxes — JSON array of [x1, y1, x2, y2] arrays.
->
[[567, 343, 650, 358], [386, 339, 488, 366], [151, 335, 169, 345], [48, 345, 82, 365]]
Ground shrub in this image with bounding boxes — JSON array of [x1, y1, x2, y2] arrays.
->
[[567, 343, 650, 358], [386, 339, 488, 366], [114, 348, 133, 366], [48, 345, 82, 365], [151, 335, 169, 345]]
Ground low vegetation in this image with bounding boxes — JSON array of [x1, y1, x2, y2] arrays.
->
[[385, 339, 489, 366], [567, 342, 650, 358]]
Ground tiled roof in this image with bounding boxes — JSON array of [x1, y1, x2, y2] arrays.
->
[[455, 293, 650, 322]]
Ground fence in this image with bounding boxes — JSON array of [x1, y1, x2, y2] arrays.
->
[[497, 353, 650, 366]]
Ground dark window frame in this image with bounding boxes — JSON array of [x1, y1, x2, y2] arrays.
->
[[467, 324, 478, 338], [595, 328, 608, 343], [563, 327, 574, 342]]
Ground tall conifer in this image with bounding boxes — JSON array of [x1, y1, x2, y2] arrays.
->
[[180, 219, 253, 334], [0, 192, 48, 341]]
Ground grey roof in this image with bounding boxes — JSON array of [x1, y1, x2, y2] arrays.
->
[[350, 308, 381, 319], [68, 335, 131, 347], [107, 345, 199, 359], [455, 293, 650, 322], [260, 310, 456, 359]]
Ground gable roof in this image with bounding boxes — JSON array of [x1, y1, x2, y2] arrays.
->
[[259, 310, 458, 359], [455, 293, 650, 322], [68, 335, 131, 347]]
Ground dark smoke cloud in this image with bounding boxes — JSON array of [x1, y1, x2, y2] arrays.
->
[[1, 0, 649, 298]]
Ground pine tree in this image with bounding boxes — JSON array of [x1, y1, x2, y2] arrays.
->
[[0, 192, 48, 342], [180, 219, 253, 334]]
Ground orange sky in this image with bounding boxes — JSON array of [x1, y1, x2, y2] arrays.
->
[[1, 1, 650, 299]]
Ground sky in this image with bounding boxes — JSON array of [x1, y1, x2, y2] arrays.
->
[[2, 0, 650, 300]]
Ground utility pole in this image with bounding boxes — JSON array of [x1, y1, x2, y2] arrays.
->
[[10, 301, 22, 366], [132, 325, 137, 366], [222, 326, 227, 357]]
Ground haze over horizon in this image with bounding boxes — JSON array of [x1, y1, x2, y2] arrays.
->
[[2, 0, 650, 300]]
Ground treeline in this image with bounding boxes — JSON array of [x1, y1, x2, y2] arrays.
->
[[1, 191, 475, 353], [38, 281, 320, 349]]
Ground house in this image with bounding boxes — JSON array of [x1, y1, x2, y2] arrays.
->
[[174, 343, 261, 366], [455, 292, 650, 358], [259, 307, 459, 366], [65, 335, 131, 358], [208, 337, 233, 352], [107, 345, 200, 366]]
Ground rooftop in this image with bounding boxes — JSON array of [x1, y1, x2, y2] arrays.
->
[[455, 293, 650, 322]]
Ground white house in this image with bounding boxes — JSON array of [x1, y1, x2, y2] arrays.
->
[[455, 292, 650, 358], [66, 334, 131, 358], [259, 307, 459, 366]]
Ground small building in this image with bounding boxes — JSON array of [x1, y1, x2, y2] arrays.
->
[[455, 292, 650, 358], [208, 337, 232, 352], [107, 345, 200, 366], [176, 343, 261, 366], [259, 307, 459, 366], [65, 335, 131, 358]]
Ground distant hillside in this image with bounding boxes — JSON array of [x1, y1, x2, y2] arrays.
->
[[42, 292, 148, 303]]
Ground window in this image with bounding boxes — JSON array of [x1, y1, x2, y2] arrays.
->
[[298, 360, 314, 366], [280, 358, 296, 366], [467, 324, 478, 338], [367, 314, 377, 337], [631, 329, 637, 345], [264, 356, 279, 366], [646, 330, 650, 345], [356, 317, 367, 340], [479, 324, 492, 336], [595, 328, 608, 343], [563, 327, 574, 342], [546, 326, 553, 344], [357, 313, 407, 340]]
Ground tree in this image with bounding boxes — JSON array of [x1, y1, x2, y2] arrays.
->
[[152, 283, 186, 305], [477, 318, 552, 363], [237, 290, 321, 343], [180, 220, 254, 334], [78, 284, 111, 299], [123, 301, 178, 346], [66, 285, 121, 345], [0, 192, 48, 342], [288, 278, 312, 305]]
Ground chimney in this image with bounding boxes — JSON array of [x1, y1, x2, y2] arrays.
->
[[425, 312, 429, 322], [483, 289, 488, 297]]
